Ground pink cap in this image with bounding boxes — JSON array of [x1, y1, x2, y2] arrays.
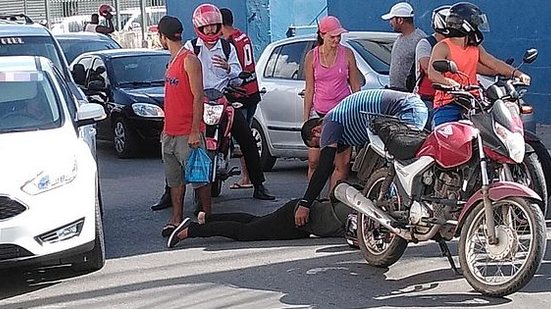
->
[[319, 16, 347, 36]]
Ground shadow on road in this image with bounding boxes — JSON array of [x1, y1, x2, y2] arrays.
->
[[3, 239, 550, 308]]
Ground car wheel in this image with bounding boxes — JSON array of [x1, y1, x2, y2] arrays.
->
[[113, 118, 139, 158], [251, 120, 276, 172], [72, 190, 105, 273]]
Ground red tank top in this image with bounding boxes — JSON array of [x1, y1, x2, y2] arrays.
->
[[164, 49, 205, 136], [227, 29, 260, 97], [433, 39, 479, 108]]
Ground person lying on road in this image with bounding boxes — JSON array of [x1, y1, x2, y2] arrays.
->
[[167, 198, 353, 248]]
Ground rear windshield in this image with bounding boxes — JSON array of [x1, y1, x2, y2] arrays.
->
[[0, 36, 64, 71], [0, 72, 62, 133], [58, 39, 120, 63], [347, 38, 394, 75]]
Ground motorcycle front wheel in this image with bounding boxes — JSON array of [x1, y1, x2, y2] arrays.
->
[[358, 168, 408, 268], [458, 197, 546, 297]]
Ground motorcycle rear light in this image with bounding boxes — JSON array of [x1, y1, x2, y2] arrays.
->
[[521, 105, 533, 114]]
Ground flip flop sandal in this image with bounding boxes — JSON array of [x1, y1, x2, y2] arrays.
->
[[230, 182, 254, 189], [167, 218, 192, 248], [161, 223, 177, 237]]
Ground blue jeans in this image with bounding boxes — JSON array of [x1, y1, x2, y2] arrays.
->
[[396, 96, 429, 130], [432, 104, 463, 128]]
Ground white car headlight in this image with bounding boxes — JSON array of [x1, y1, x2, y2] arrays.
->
[[203, 104, 224, 126], [22, 158, 78, 195], [494, 122, 525, 163], [132, 103, 164, 118]]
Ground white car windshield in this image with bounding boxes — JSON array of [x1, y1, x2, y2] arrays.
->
[[0, 72, 62, 133]]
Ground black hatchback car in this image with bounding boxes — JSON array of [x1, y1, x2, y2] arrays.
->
[[70, 49, 170, 158]]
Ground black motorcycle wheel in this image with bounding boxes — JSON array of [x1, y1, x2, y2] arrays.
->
[[458, 197, 546, 297], [358, 168, 408, 268]]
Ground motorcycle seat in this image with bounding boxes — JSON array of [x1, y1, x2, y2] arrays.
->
[[370, 118, 427, 160]]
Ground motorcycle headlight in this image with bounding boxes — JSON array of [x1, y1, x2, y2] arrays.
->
[[494, 122, 525, 163], [21, 158, 78, 195], [203, 104, 224, 126], [132, 103, 164, 118]]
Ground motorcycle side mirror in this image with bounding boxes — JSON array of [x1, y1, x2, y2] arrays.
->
[[522, 48, 538, 64], [432, 60, 458, 74], [238, 71, 252, 80]]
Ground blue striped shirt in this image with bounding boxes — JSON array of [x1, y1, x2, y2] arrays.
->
[[322, 89, 416, 146]]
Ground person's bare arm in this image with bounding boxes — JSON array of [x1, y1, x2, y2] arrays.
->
[[479, 46, 530, 84], [303, 50, 315, 121], [428, 42, 459, 87], [345, 47, 362, 92], [95, 14, 115, 34], [184, 54, 204, 147]]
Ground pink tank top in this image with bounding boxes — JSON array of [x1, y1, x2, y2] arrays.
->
[[313, 45, 351, 115]]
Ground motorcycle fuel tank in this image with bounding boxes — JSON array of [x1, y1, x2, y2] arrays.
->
[[416, 122, 478, 168]]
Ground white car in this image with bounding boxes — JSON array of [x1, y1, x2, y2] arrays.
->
[[0, 56, 107, 272], [252, 31, 397, 171]]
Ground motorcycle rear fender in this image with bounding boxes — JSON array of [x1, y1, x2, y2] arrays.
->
[[206, 137, 218, 151], [455, 181, 541, 236]]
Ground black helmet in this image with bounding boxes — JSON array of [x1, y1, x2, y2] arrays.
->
[[432, 5, 451, 34], [445, 2, 489, 45]]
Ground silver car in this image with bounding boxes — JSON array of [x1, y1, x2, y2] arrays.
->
[[252, 31, 397, 171]]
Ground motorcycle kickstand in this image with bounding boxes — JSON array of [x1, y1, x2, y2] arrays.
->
[[436, 237, 462, 276]]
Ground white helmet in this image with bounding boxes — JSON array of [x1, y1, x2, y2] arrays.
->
[[432, 5, 451, 34]]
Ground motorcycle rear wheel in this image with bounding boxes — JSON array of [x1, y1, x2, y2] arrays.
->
[[458, 197, 546, 297], [358, 168, 408, 268]]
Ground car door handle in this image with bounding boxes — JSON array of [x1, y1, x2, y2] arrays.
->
[[298, 89, 305, 97], [259, 87, 267, 94]]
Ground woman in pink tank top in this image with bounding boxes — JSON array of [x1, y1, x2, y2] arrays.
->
[[302, 16, 362, 190]]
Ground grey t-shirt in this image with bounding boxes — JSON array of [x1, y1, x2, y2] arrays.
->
[[389, 28, 426, 90], [415, 38, 433, 81]]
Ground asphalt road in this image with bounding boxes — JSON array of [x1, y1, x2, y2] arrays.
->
[[1, 141, 550, 309]]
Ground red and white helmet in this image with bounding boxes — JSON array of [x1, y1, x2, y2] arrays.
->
[[98, 4, 114, 17], [192, 3, 223, 44]]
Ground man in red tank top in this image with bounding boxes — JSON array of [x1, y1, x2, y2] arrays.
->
[[157, 16, 212, 239], [220, 8, 262, 190]]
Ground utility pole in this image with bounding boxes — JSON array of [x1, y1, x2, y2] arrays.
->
[[114, 0, 121, 31], [44, 0, 50, 29], [140, 0, 147, 48]]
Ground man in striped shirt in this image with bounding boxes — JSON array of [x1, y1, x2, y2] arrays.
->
[[295, 89, 428, 226]]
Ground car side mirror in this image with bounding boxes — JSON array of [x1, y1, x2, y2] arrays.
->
[[76, 103, 106, 126], [523, 48, 538, 64], [432, 60, 458, 74]]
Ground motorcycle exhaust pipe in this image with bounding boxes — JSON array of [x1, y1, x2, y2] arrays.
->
[[333, 183, 402, 235]]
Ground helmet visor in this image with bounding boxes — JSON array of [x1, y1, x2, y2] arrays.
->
[[477, 13, 490, 32]]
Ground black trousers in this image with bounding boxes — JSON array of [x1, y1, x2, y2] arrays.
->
[[231, 110, 265, 185], [187, 200, 309, 241]]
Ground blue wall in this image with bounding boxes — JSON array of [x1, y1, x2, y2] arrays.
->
[[327, 0, 551, 124], [166, 0, 326, 58]]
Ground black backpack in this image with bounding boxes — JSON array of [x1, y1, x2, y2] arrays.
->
[[405, 35, 438, 92], [191, 38, 232, 59]]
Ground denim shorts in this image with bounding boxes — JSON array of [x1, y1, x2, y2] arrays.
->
[[432, 104, 463, 129], [396, 96, 429, 130]]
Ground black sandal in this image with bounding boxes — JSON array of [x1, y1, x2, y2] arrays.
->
[[161, 223, 177, 237]]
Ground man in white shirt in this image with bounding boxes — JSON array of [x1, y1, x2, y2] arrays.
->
[[153, 8, 275, 210]]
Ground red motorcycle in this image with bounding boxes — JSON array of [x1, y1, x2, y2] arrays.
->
[[202, 73, 250, 197], [336, 60, 546, 297]]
